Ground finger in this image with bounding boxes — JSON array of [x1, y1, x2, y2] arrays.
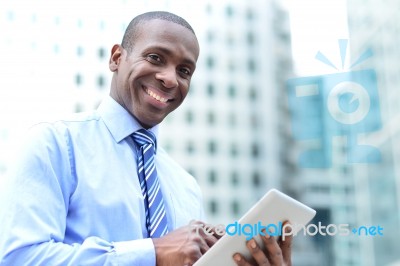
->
[[278, 222, 293, 265], [232, 253, 253, 266], [204, 234, 219, 247], [195, 225, 219, 250], [209, 224, 225, 239], [261, 230, 283, 265], [188, 221, 213, 254], [246, 239, 270, 266], [188, 230, 212, 255], [199, 223, 225, 240], [197, 236, 212, 254], [195, 223, 224, 249]]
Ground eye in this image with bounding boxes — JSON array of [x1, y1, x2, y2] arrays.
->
[[147, 54, 162, 63], [179, 67, 192, 77]]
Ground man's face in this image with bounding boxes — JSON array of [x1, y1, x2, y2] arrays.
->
[[109, 19, 199, 128]]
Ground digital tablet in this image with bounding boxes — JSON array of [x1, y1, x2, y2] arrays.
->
[[193, 189, 316, 266]]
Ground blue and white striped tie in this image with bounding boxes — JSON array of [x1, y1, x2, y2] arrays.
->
[[132, 129, 169, 238]]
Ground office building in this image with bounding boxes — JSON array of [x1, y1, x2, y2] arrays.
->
[[346, 0, 400, 265]]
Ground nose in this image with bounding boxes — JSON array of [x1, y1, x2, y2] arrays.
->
[[155, 66, 179, 89]]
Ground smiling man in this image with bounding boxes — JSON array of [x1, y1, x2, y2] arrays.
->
[[0, 11, 292, 266]]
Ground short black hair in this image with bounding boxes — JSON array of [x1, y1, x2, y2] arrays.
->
[[121, 11, 196, 53]]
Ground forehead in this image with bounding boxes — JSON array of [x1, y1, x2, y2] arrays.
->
[[134, 19, 199, 64]]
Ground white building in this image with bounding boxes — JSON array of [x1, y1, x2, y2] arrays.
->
[[159, 0, 293, 225], [346, 0, 400, 265]]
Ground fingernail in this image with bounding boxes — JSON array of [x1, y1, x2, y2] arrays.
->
[[250, 240, 257, 249], [233, 254, 241, 262]]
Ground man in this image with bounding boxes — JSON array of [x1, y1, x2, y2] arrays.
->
[[0, 11, 292, 265]]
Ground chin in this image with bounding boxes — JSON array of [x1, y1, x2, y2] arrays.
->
[[141, 118, 165, 129]]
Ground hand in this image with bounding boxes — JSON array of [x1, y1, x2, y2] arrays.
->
[[152, 220, 222, 266], [232, 222, 292, 266]]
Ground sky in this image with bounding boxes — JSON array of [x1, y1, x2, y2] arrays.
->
[[285, 0, 349, 75]]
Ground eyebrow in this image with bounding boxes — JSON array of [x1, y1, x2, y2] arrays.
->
[[146, 45, 197, 69]]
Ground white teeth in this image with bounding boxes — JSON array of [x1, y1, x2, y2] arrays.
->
[[146, 88, 168, 103]]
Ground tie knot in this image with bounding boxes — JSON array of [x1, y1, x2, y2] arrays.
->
[[132, 129, 157, 150]]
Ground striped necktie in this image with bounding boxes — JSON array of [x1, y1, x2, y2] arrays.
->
[[132, 129, 169, 238]]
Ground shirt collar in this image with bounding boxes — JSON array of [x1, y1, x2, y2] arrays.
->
[[97, 95, 159, 143]]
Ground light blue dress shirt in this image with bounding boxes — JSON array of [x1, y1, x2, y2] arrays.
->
[[0, 96, 205, 265]]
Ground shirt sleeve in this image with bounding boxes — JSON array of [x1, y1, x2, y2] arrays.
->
[[0, 123, 155, 266]]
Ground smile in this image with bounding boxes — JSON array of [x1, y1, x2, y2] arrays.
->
[[145, 88, 169, 103]]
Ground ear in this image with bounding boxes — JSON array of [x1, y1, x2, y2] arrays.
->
[[109, 44, 123, 72]]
